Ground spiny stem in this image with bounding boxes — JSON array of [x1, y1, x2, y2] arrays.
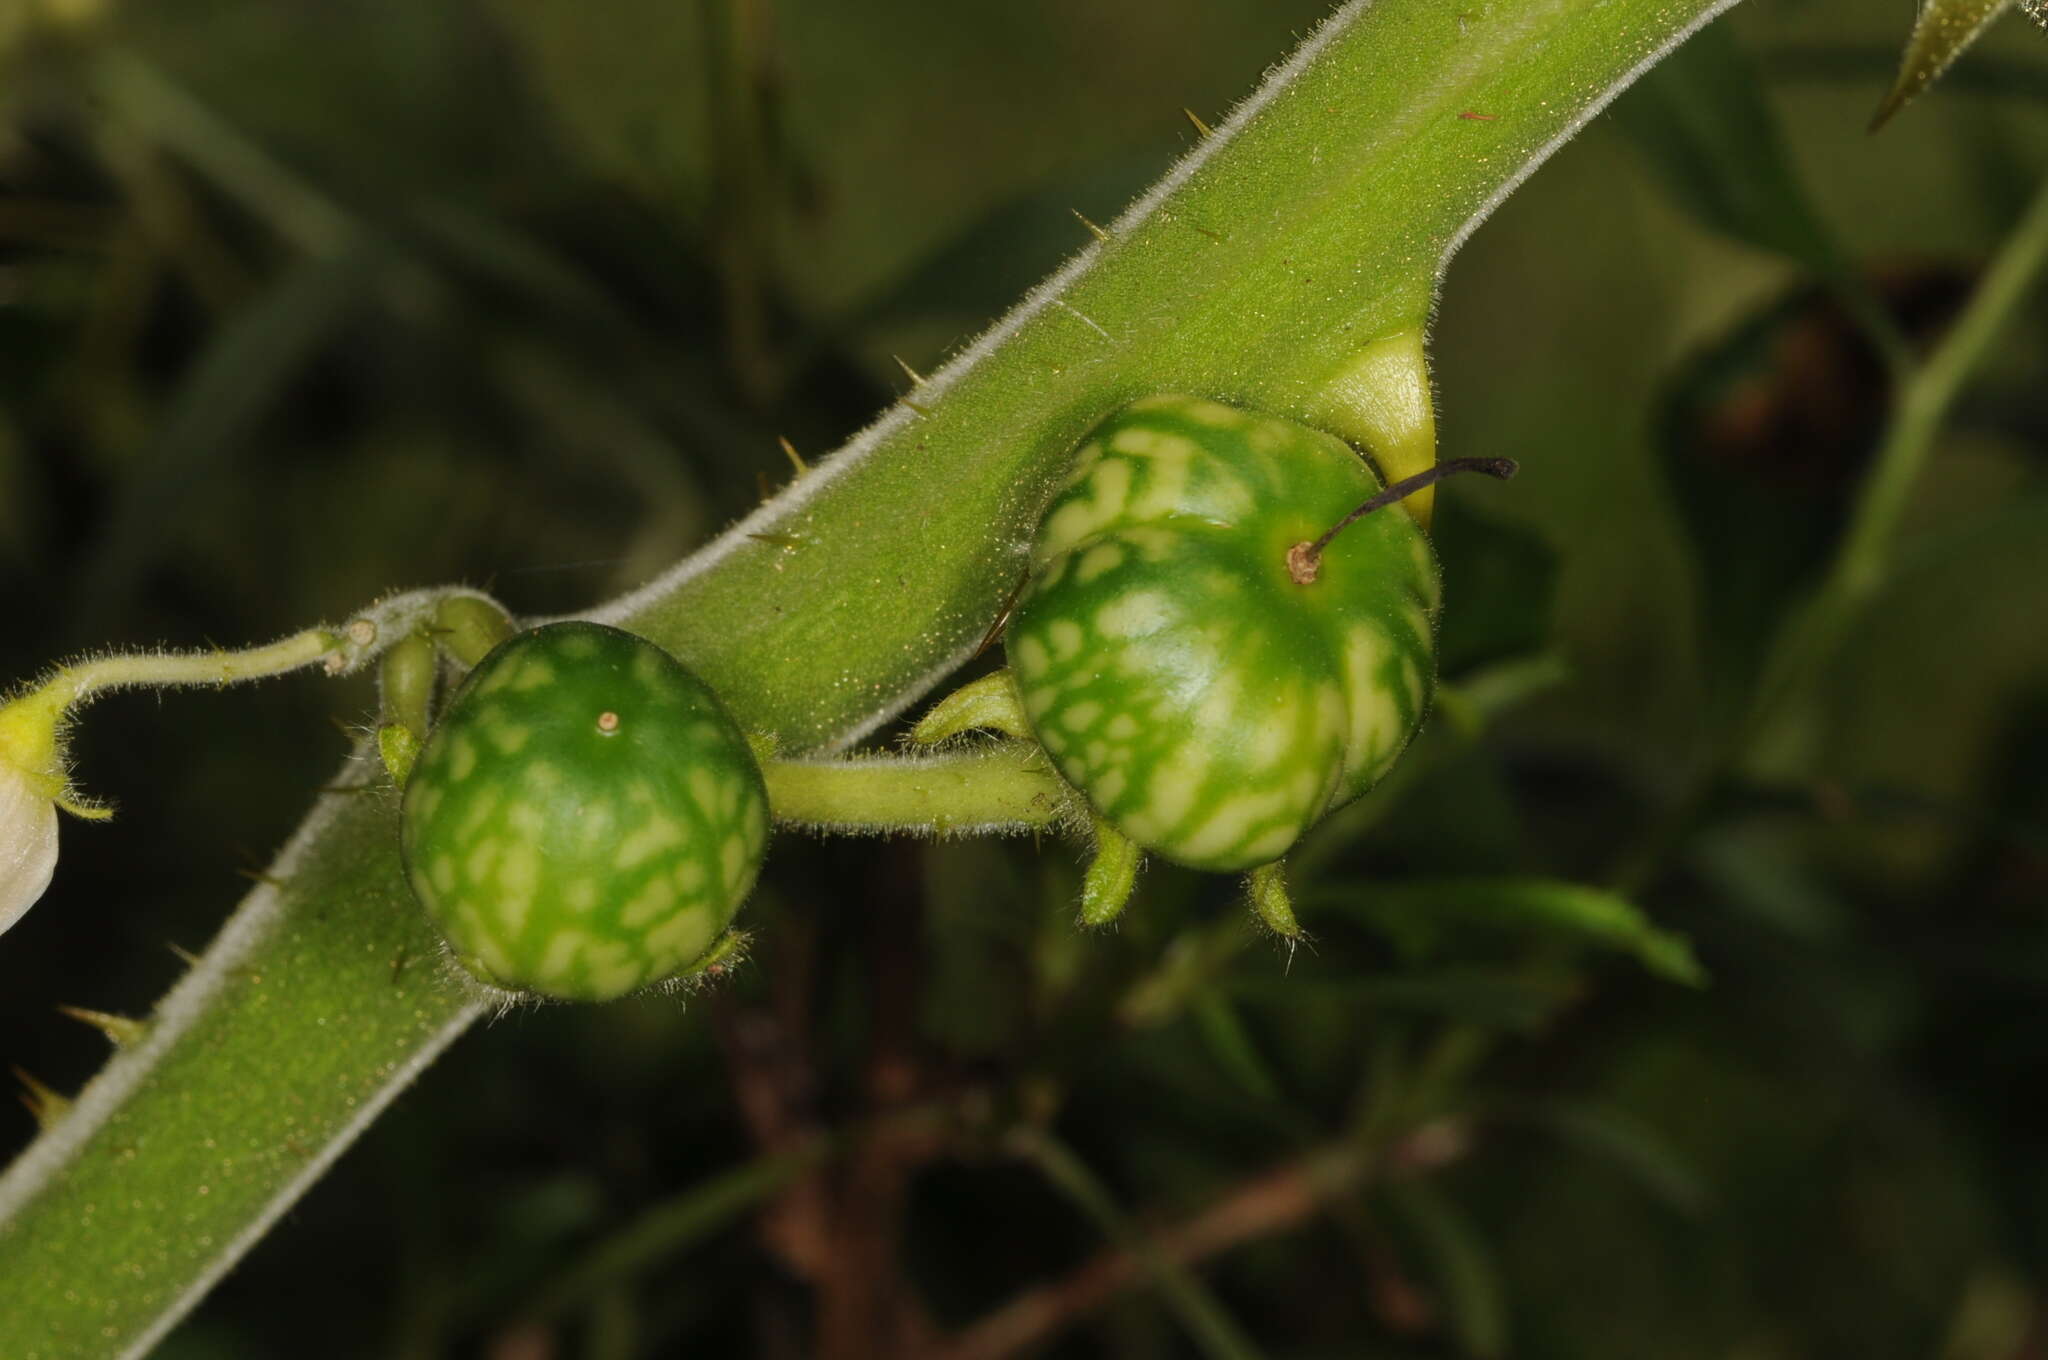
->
[[1287, 457, 1518, 584]]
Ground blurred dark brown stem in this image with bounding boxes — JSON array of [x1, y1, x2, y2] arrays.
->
[[816, 839, 941, 1358], [934, 1144, 1367, 1360], [720, 841, 943, 1358]]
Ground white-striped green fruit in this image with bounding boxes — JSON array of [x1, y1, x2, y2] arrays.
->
[[400, 622, 768, 1002], [1008, 395, 1439, 872]]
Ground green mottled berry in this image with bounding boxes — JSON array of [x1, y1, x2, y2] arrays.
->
[[1008, 395, 1440, 872], [400, 622, 769, 1002]]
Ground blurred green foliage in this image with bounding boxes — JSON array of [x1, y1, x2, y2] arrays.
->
[[3, 0, 2047, 1356]]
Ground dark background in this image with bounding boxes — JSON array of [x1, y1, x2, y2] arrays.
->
[[4, 1, 2047, 1356]]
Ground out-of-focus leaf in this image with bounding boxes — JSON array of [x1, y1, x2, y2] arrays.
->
[[404, 203, 631, 331], [1687, 819, 1854, 943], [1655, 265, 1973, 731], [1818, 493, 2048, 880], [922, 839, 1034, 1058], [846, 155, 1170, 372], [447, 1174, 606, 1323], [1311, 878, 1706, 987], [1766, 41, 2048, 102], [1873, 0, 2018, 131], [1431, 502, 1557, 676], [1433, 653, 1572, 742], [1229, 971, 1583, 1031], [1382, 1180, 1507, 1360], [1619, 20, 1929, 386], [72, 242, 386, 623], [1935, 1267, 2038, 1360], [93, 50, 357, 258], [1509, 1101, 1712, 1216], [1116, 911, 1258, 1029], [1191, 996, 1283, 1104], [1960, 693, 2048, 907], [515, 1141, 830, 1324], [1618, 21, 1845, 274], [1013, 1128, 1265, 1360], [485, 0, 1340, 325], [474, 0, 712, 220]]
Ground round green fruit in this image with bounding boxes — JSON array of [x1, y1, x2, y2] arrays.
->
[[400, 621, 769, 1001], [1007, 395, 1440, 872]]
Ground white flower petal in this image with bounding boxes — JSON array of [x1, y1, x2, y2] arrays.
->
[[2, 762, 59, 936]]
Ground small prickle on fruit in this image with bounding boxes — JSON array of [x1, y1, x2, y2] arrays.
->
[[400, 622, 768, 1002]]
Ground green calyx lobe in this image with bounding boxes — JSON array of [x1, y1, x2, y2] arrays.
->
[[401, 622, 769, 1002], [1008, 396, 1440, 872]]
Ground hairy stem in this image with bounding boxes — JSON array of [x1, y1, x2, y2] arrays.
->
[[764, 746, 1070, 836], [0, 628, 339, 807], [41, 628, 340, 706]]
